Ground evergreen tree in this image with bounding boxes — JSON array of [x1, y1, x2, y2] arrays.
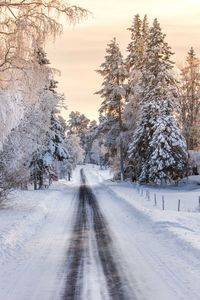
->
[[180, 47, 200, 150], [96, 38, 127, 180], [67, 111, 90, 136], [125, 14, 149, 117], [45, 114, 69, 163], [126, 14, 145, 71], [128, 19, 188, 184], [123, 15, 149, 178], [84, 120, 98, 163], [124, 14, 143, 130]]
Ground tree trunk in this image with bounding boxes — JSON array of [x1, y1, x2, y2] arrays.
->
[[118, 98, 124, 181], [33, 161, 37, 190], [68, 172, 71, 181], [39, 173, 43, 189]]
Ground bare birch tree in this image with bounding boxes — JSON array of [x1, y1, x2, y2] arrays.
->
[[0, 0, 88, 74]]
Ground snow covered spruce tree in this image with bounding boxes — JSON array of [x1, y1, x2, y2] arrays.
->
[[42, 113, 70, 183], [126, 14, 148, 73], [124, 14, 148, 122], [128, 19, 188, 184], [96, 38, 127, 180], [179, 47, 200, 150], [123, 14, 149, 177], [123, 14, 143, 139]]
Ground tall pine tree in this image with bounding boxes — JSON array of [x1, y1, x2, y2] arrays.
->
[[96, 38, 127, 180], [123, 15, 149, 178], [128, 19, 188, 184]]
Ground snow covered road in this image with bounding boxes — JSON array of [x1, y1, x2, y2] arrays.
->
[[1, 165, 200, 300], [63, 169, 132, 300], [72, 165, 200, 300]]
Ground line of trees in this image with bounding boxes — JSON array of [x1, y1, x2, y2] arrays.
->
[[0, 1, 88, 198], [95, 15, 200, 185]]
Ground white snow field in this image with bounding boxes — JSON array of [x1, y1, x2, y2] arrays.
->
[[0, 179, 79, 300], [0, 164, 200, 300]]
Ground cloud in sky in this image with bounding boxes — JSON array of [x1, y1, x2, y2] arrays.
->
[[47, 0, 200, 120]]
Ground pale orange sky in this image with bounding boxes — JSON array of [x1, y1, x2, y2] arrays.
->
[[47, 0, 200, 121]]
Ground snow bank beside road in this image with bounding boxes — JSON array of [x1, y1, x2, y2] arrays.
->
[[0, 189, 49, 261], [109, 184, 200, 249], [0, 179, 78, 300], [108, 182, 200, 252], [0, 180, 74, 263]]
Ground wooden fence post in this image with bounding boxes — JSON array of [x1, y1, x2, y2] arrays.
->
[[178, 199, 181, 212], [162, 196, 165, 210], [154, 194, 157, 206]]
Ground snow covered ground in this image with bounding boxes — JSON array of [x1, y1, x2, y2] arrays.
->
[[92, 166, 200, 252], [0, 180, 79, 300], [0, 164, 200, 299]]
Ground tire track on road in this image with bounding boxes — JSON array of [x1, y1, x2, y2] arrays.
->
[[63, 169, 133, 300], [63, 177, 87, 299]]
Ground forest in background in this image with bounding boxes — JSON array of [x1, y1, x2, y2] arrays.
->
[[72, 15, 200, 184], [1, 3, 200, 199]]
